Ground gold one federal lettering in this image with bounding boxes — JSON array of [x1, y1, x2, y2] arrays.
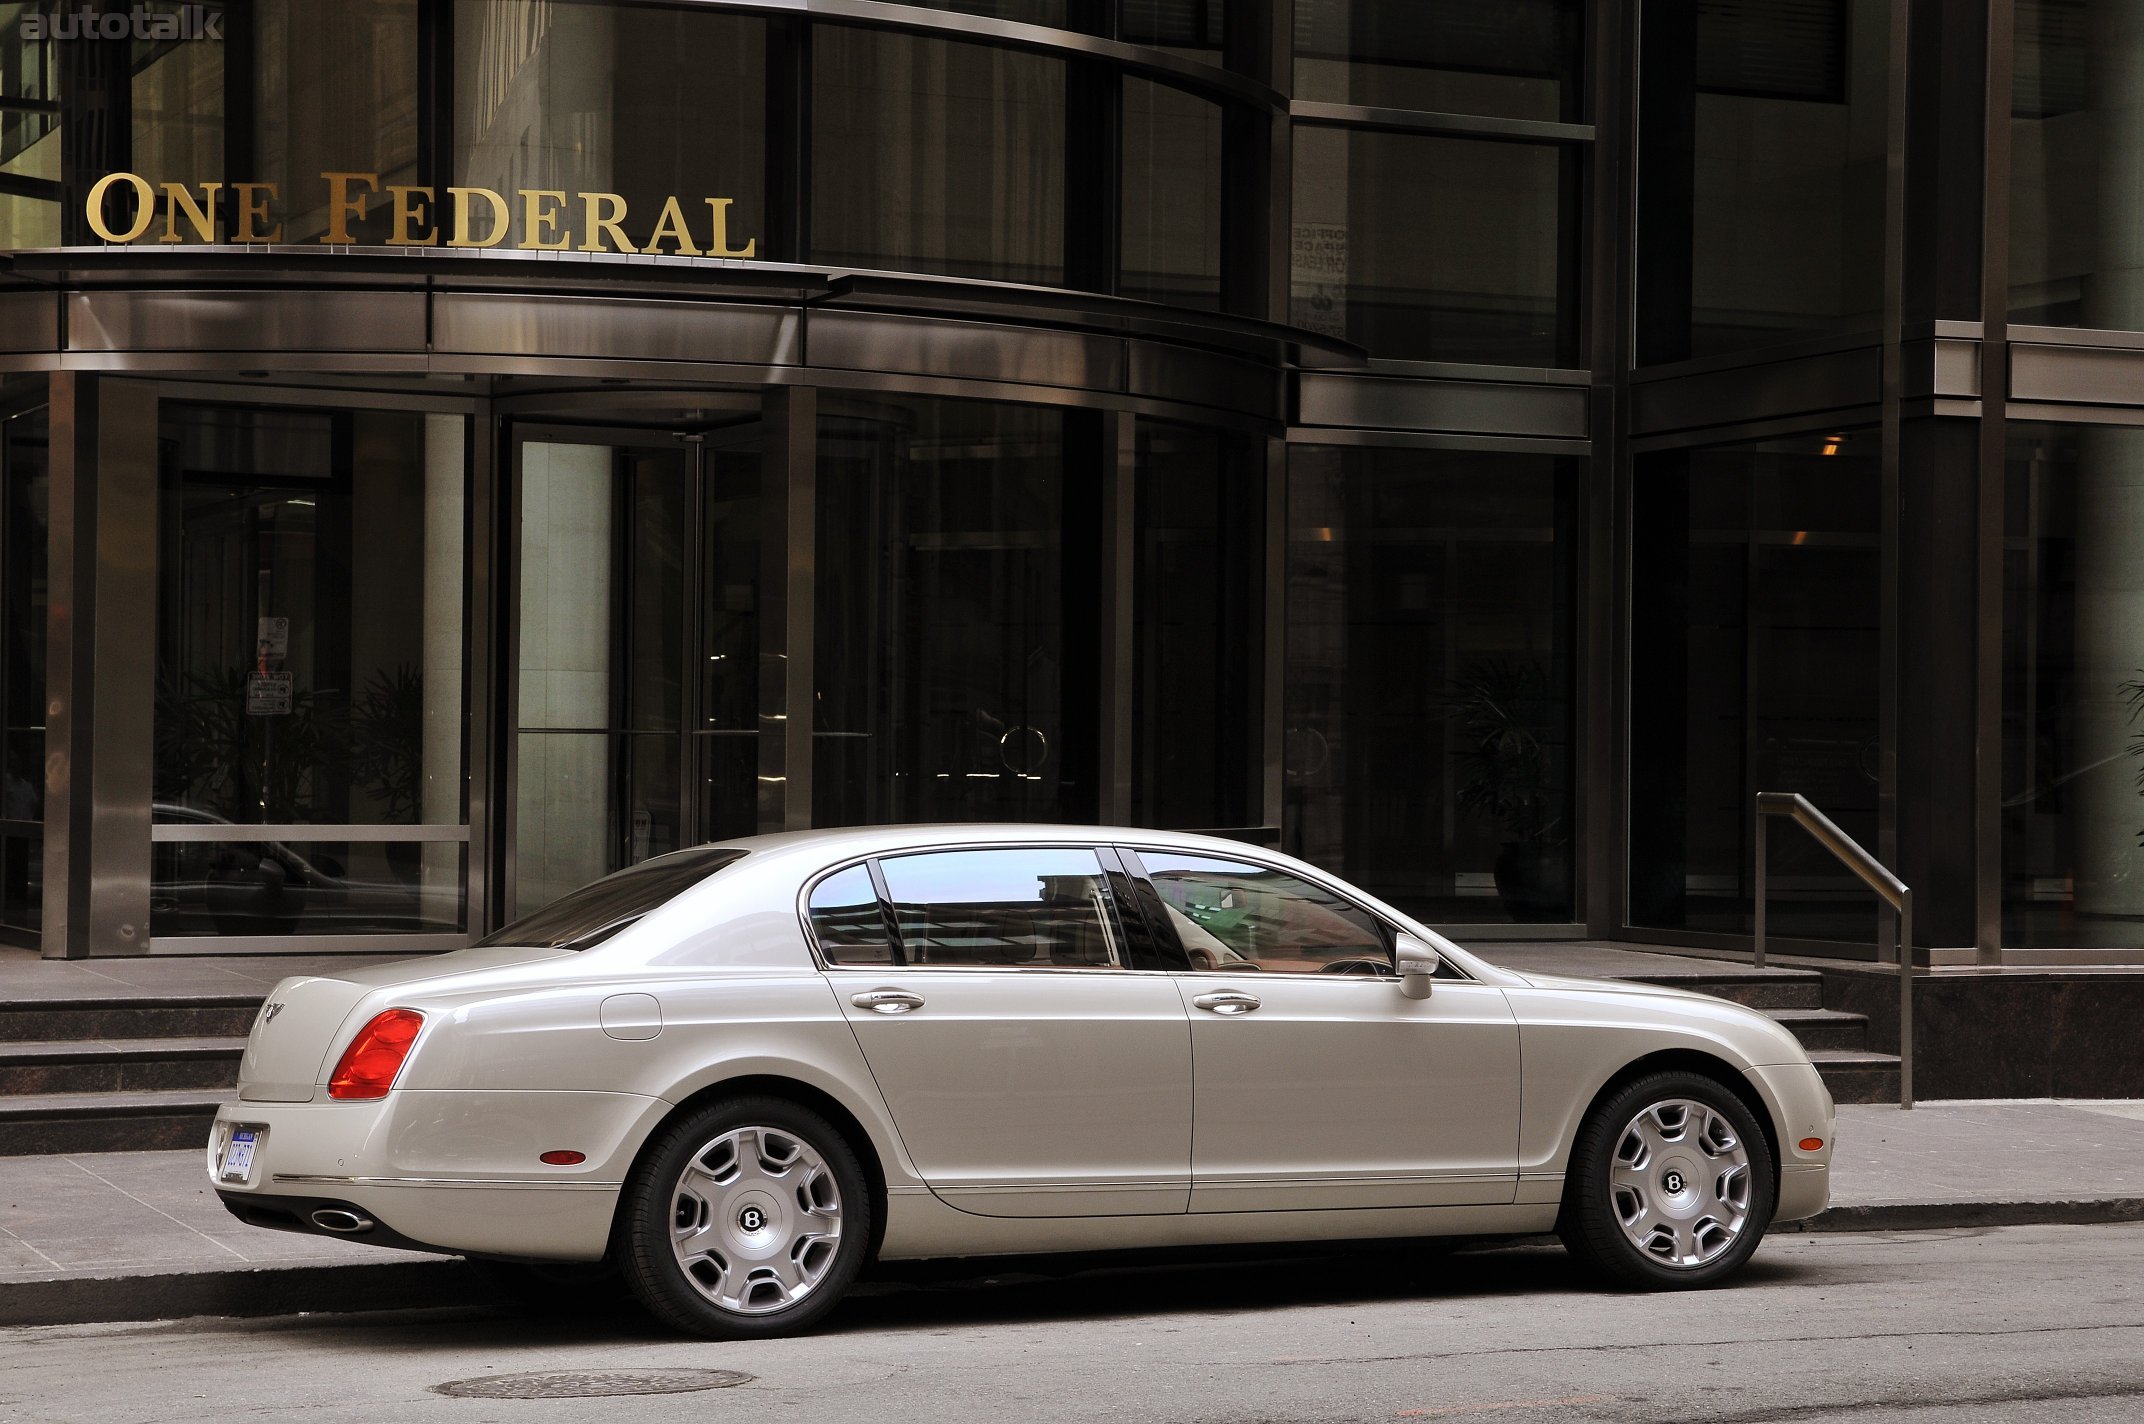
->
[[79, 173, 758, 259]]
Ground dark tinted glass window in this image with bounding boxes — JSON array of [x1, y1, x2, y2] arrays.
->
[[814, 398, 1091, 827], [1628, 429, 1881, 941], [1286, 447, 1577, 925], [812, 28, 1065, 285], [455, 0, 766, 256], [2010, 0, 2144, 327], [1636, 0, 1894, 363], [1132, 423, 1261, 830], [879, 848, 1126, 968], [1, 408, 46, 936], [1121, 78, 1222, 310], [2002, 423, 2144, 948], [1139, 851, 1388, 973], [1294, 0, 1584, 123], [478, 846, 743, 950], [808, 864, 895, 965], [1291, 125, 1579, 365]]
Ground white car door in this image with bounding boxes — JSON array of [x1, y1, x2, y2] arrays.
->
[[1128, 848, 1522, 1212], [813, 847, 1193, 1219]]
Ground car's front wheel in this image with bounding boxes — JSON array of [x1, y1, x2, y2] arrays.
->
[[618, 1095, 872, 1338], [1558, 1069, 1776, 1290]]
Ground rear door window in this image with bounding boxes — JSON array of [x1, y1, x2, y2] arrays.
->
[[876, 848, 1128, 968]]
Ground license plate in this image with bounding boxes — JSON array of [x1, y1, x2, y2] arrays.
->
[[220, 1127, 261, 1184]]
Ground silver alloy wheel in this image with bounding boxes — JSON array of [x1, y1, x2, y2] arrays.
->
[[1608, 1097, 1753, 1269], [668, 1125, 844, 1316]]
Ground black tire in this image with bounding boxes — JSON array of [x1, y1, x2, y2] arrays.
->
[[1558, 1069, 1776, 1290], [618, 1095, 873, 1339]]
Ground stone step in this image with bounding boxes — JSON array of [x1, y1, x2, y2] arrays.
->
[[0, 1088, 227, 1156], [1763, 1007, 1871, 1053], [0, 1037, 244, 1096], [0, 997, 262, 1044], [1806, 1049, 1903, 1105], [1625, 972, 1826, 1010]]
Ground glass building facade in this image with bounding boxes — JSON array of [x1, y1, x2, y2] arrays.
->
[[0, 0, 2133, 966]]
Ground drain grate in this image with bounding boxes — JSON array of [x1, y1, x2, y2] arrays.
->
[[430, 1368, 753, 1399]]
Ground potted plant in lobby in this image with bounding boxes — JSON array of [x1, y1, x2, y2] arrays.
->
[[350, 664, 426, 881], [1447, 658, 1570, 923]]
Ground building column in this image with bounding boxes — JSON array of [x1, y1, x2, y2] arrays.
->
[[43, 376, 157, 959]]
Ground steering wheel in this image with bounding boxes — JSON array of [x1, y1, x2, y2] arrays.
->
[[1318, 957, 1394, 977]]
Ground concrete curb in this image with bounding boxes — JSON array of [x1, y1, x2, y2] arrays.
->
[[0, 1258, 495, 1329], [6, 1200, 2143, 1330], [1788, 1197, 2144, 1233]]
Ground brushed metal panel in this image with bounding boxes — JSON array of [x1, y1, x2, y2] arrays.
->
[[1929, 337, 1981, 399], [1297, 372, 1587, 439], [809, 310, 1120, 390], [433, 294, 800, 367], [1630, 346, 1883, 436], [2009, 342, 2144, 406], [0, 291, 59, 352], [68, 290, 427, 353], [1127, 342, 1279, 418]]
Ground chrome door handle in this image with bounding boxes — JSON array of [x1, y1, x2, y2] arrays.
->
[[851, 988, 925, 1014], [1191, 990, 1260, 1016]]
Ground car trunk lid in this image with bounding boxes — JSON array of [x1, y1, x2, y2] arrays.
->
[[236, 945, 571, 1102]]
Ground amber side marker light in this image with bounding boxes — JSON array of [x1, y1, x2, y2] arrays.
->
[[327, 1009, 426, 1100], [1799, 1137, 1826, 1152], [539, 1150, 586, 1166]]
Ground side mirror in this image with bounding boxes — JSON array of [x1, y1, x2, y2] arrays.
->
[[1395, 934, 1440, 999]]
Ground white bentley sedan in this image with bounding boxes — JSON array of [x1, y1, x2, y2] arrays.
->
[[208, 826, 1834, 1338]]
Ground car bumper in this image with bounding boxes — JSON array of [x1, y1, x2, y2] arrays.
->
[[206, 1088, 667, 1261], [1744, 1062, 1835, 1222]]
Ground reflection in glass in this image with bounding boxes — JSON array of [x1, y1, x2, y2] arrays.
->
[[1286, 446, 1576, 925], [155, 404, 466, 826], [1294, 0, 1584, 122], [2002, 424, 2144, 948], [123, 0, 419, 245], [1120, 78, 1222, 309], [807, 863, 894, 965], [1291, 125, 1578, 364], [1132, 423, 1260, 830], [456, 0, 765, 254], [815, 398, 1089, 827], [1142, 851, 1387, 973], [2009, 1, 2144, 327], [1, 408, 46, 937], [1636, 0, 1893, 363], [812, 28, 1065, 284], [150, 838, 465, 937], [1628, 430, 1881, 941], [878, 847, 1124, 967], [1121, 0, 1225, 63], [512, 436, 761, 919], [0, 8, 60, 248]]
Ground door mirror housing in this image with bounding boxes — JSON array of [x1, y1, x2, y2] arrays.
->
[[1395, 934, 1440, 999]]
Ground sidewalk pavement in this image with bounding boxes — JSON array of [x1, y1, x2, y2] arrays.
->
[[4, 1100, 2141, 1329]]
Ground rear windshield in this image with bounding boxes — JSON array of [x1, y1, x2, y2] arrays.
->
[[477, 847, 746, 951]]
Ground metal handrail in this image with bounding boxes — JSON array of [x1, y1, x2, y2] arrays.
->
[[1754, 792, 1914, 1109]]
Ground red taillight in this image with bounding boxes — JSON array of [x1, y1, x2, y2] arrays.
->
[[327, 1009, 426, 1100]]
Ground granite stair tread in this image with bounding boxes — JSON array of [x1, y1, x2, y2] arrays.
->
[[0, 1087, 230, 1119], [0, 1036, 244, 1064]]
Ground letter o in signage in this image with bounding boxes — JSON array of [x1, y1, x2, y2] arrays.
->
[[86, 173, 155, 244]]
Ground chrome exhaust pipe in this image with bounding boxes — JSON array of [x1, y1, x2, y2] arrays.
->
[[309, 1207, 375, 1234]]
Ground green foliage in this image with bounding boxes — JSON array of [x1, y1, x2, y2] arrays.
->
[[1446, 658, 1566, 848]]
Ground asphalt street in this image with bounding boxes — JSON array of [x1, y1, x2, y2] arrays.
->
[[1, 1223, 2139, 1424]]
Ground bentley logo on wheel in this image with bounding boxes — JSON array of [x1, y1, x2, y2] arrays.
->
[[1662, 1170, 1686, 1194]]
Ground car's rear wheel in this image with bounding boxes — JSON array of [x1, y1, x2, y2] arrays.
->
[[1558, 1069, 1776, 1290], [618, 1095, 872, 1339]]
